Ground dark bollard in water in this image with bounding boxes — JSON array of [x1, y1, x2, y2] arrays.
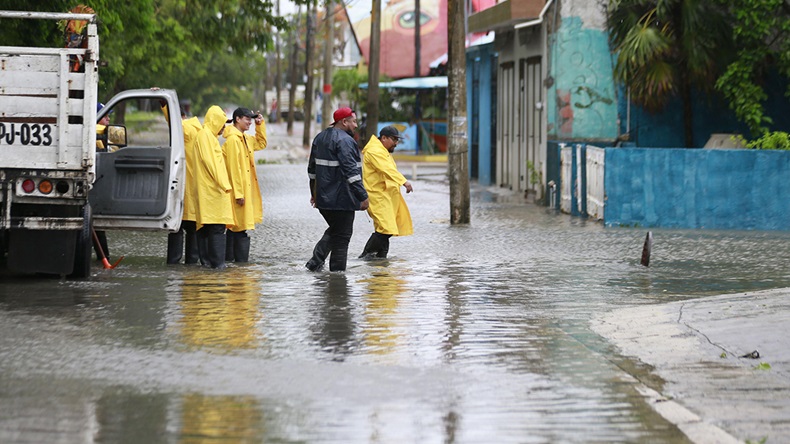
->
[[640, 231, 652, 267]]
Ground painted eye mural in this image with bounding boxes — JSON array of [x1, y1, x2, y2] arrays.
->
[[396, 10, 432, 29], [347, 0, 494, 79]]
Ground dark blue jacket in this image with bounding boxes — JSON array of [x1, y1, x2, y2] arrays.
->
[[308, 127, 368, 211]]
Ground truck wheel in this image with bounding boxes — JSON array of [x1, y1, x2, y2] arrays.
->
[[70, 204, 92, 278]]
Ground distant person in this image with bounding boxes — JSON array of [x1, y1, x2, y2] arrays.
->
[[167, 105, 203, 264], [306, 107, 369, 271], [358, 125, 413, 259], [222, 107, 267, 263], [194, 105, 234, 269]]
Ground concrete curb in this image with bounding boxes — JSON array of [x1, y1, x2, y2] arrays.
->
[[592, 289, 790, 443]]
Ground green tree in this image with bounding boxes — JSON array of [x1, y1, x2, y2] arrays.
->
[[607, 0, 731, 147], [0, 1, 288, 117], [715, 0, 790, 137]]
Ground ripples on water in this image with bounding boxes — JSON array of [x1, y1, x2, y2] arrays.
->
[[3, 165, 787, 442]]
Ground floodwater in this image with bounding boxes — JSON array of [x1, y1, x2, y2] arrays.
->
[[2, 162, 790, 443]]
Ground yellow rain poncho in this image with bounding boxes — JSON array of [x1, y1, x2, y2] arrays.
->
[[222, 121, 267, 231], [181, 116, 202, 222], [194, 106, 233, 227], [361, 135, 413, 236]]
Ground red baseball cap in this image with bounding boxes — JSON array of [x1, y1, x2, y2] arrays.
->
[[331, 107, 354, 125]]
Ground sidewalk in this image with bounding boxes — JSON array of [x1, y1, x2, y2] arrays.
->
[[592, 289, 790, 443]]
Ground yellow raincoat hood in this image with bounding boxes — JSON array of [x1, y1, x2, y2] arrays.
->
[[203, 106, 227, 137]]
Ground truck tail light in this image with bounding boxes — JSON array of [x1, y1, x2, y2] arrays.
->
[[21, 179, 35, 193], [38, 180, 53, 194], [56, 181, 70, 194]]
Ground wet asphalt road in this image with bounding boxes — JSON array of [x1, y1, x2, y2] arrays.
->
[[2, 159, 790, 443]]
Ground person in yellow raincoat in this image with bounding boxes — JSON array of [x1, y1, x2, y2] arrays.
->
[[222, 107, 267, 263], [167, 105, 203, 264], [358, 125, 413, 259], [194, 105, 234, 269]]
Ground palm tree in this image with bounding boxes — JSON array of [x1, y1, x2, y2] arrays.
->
[[607, 0, 731, 147]]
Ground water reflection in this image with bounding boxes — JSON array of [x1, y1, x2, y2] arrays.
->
[[360, 267, 408, 356], [177, 269, 262, 351], [310, 273, 357, 359], [179, 394, 264, 443]]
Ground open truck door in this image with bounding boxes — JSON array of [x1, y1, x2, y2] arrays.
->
[[91, 89, 185, 231]]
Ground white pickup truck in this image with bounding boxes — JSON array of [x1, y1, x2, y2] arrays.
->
[[0, 10, 184, 277]]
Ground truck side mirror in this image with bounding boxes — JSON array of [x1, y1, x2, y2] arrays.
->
[[106, 125, 127, 149]]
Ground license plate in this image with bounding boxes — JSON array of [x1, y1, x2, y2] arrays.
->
[[0, 122, 54, 146]]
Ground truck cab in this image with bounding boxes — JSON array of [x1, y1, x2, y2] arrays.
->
[[92, 89, 185, 232]]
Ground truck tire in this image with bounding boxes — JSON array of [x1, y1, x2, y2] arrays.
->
[[69, 204, 92, 278]]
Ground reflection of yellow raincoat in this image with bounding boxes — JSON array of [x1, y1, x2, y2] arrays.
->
[[222, 122, 267, 231], [194, 106, 233, 226], [362, 136, 413, 236], [182, 116, 203, 222]]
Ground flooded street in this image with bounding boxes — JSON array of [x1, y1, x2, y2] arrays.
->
[[3, 161, 790, 443]]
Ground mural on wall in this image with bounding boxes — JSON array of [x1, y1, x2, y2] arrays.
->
[[347, 0, 494, 79], [547, 16, 618, 141]]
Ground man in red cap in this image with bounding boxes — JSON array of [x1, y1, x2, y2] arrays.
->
[[306, 107, 369, 271]]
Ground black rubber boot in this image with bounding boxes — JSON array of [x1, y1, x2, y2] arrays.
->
[[207, 227, 227, 270], [196, 228, 210, 267], [184, 223, 200, 265], [358, 233, 379, 258], [234, 235, 251, 263], [376, 233, 392, 258], [225, 231, 235, 261], [167, 230, 183, 264], [306, 234, 331, 271]]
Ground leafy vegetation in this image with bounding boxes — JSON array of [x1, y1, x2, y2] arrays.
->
[[607, 0, 790, 142], [607, 0, 731, 147], [0, 0, 302, 118], [715, 0, 790, 136]]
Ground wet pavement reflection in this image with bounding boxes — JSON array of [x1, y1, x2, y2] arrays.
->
[[3, 163, 790, 442]]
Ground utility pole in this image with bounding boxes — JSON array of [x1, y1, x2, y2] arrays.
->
[[366, 0, 381, 141], [447, 0, 470, 224], [303, 3, 316, 147], [287, 7, 301, 136], [274, 0, 282, 123], [321, 0, 334, 130], [414, 0, 422, 151]]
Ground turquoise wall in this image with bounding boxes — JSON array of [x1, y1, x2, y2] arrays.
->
[[604, 148, 790, 230], [547, 16, 617, 141]]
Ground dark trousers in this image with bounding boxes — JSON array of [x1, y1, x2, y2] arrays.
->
[[306, 210, 355, 271], [167, 220, 199, 264], [196, 224, 227, 269]]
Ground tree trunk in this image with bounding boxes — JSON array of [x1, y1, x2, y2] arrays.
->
[[414, 0, 422, 150], [366, 0, 381, 142], [321, 1, 334, 130], [303, 4, 316, 148], [287, 8, 301, 136], [447, 0, 470, 224], [274, 0, 282, 124]]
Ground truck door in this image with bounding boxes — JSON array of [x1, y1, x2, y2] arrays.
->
[[91, 89, 185, 231]]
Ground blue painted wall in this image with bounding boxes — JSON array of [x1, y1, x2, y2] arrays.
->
[[617, 67, 790, 148], [547, 16, 618, 141], [604, 148, 790, 230]]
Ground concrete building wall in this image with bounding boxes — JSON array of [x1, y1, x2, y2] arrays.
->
[[547, 2, 618, 142]]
